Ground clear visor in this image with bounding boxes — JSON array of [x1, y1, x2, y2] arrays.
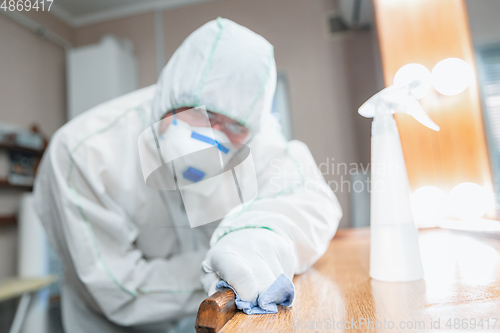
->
[[138, 106, 245, 190]]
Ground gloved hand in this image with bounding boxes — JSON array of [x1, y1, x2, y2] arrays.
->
[[201, 228, 296, 305]]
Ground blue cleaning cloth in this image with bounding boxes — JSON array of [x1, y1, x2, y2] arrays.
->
[[216, 274, 295, 315]]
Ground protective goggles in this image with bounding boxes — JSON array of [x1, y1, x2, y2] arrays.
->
[[164, 107, 251, 144]]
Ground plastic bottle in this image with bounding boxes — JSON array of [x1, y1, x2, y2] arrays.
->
[[359, 81, 439, 282]]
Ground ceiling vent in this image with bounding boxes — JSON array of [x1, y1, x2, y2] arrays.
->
[[327, 0, 373, 37]]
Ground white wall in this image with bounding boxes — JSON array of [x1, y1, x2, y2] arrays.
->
[[0, 12, 70, 279]]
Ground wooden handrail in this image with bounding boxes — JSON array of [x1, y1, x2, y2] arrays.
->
[[195, 288, 236, 333]]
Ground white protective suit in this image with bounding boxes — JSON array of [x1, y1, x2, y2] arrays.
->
[[34, 18, 342, 332]]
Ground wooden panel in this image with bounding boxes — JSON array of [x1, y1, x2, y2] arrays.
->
[[373, 0, 493, 206], [219, 228, 500, 332]]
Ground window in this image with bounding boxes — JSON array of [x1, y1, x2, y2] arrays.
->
[[477, 44, 500, 213]]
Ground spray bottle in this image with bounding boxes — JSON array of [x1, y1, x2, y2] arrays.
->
[[359, 68, 440, 282]]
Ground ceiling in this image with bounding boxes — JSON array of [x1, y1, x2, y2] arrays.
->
[[51, 0, 215, 27], [54, 0, 143, 17]]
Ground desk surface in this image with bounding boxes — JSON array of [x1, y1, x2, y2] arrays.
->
[[220, 228, 500, 332], [0, 275, 57, 302]]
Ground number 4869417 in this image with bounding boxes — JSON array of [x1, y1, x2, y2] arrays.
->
[[1, 0, 54, 12]]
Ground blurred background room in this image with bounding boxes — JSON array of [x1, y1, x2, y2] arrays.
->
[[1, 0, 500, 331]]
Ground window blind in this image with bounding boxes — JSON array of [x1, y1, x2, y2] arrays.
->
[[478, 45, 500, 213]]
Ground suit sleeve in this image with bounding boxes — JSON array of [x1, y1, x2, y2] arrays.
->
[[210, 134, 343, 274]]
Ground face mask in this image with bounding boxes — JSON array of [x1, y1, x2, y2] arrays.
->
[[159, 119, 237, 194]]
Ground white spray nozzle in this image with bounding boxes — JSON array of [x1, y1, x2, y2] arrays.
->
[[403, 95, 440, 131], [358, 83, 440, 132]]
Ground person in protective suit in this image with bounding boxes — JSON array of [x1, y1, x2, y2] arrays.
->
[[34, 17, 342, 333]]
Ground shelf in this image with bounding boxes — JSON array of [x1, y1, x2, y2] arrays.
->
[[0, 179, 33, 191], [0, 215, 17, 227], [0, 143, 44, 156]]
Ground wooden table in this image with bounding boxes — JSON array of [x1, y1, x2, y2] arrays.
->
[[217, 228, 500, 332]]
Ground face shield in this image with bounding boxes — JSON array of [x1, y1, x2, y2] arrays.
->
[[138, 106, 258, 228]]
